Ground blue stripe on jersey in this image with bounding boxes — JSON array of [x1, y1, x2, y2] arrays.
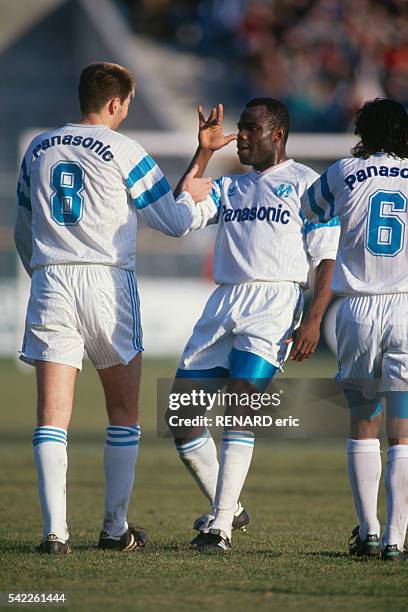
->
[[132, 177, 171, 210], [306, 182, 327, 223], [126, 155, 157, 188], [211, 177, 223, 211], [211, 187, 220, 208], [21, 158, 30, 187], [320, 172, 335, 218], [17, 184, 31, 210], [304, 216, 340, 234]]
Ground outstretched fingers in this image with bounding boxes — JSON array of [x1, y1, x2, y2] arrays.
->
[[217, 103, 224, 125], [197, 104, 205, 126]]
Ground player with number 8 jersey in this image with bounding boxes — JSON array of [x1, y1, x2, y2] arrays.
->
[[14, 62, 213, 554]]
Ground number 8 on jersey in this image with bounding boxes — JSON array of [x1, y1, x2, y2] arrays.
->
[[50, 161, 84, 226]]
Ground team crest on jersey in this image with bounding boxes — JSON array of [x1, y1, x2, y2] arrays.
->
[[274, 183, 292, 198], [227, 184, 238, 197]]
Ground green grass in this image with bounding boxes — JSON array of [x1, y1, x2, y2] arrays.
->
[[1, 356, 407, 611]]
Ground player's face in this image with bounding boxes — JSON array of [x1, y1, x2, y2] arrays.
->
[[237, 106, 282, 170]]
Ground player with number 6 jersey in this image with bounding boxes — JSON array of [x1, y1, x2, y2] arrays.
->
[[301, 98, 408, 561], [301, 134, 408, 297]]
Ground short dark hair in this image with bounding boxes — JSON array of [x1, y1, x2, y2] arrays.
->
[[245, 97, 290, 142], [352, 98, 408, 159], [79, 62, 136, 114]]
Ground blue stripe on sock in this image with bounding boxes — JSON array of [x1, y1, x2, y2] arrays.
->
[[107, 425, 140, 432], [175, 431, 209, 450], [222, 438, 255, 446], [34, 426, 67, 436], [223, 431, 255, 445], [224, 430, 254, 438], [107, 432, 140, 439], [176, 437, 208, 454], [33, 431, 67, 442], [107, 426, 140, 435], [106, 440, 139, 446]]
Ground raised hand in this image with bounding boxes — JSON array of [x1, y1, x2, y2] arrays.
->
[[197, 104, 237, 151], [181, 164, 213, 203]]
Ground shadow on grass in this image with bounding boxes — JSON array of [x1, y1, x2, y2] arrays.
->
[[0, 540, 39, 554], [302, 551, 377, 562], [150, 543, 282, 559], [67, 543, 98, 552], [0, 540, 101, 555], [303, 551, 348, 558]]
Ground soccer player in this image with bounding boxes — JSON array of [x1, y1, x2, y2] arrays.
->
[[14, 62, 213, 554], [301, 98, 408, 561], [167, 99, 340, 552]]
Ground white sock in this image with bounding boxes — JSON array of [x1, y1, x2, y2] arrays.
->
[[383, 445, 408, 550], [33, 426, 68, 542], [175, 430, 218, 505], [346, 438, 381, 539], [103, 425, 140, 537], [209, 430, 255, 539]]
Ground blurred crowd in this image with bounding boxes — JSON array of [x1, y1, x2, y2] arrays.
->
[[118, 0, 407, 132]]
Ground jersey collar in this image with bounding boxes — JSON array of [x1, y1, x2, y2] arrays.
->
[[251, 159, 294, 177], [65, 122, 108, 128]]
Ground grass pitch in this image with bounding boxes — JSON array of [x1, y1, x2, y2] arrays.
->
[[1, 356, 408, 611]]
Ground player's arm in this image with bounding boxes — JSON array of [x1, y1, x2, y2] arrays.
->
[[174, 104, 236, 197], [14, 156, 33, 276], [126, 149, 213, 236], [289, 259, 335, 362], [289, 169, 340, 362]]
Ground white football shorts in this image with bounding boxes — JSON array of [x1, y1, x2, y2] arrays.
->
[[336, 293, 408, 398], [21, 264, 143, 370], [178, 281, 303, 371]]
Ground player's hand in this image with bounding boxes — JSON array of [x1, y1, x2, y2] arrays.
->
[[181, 164, 212, 203], [197, 104, 237, 151], [285, 318, 321, 363]]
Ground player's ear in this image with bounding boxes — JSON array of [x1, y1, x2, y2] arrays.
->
[[273, 127, 285, 143], [107, 97, 120, 116]]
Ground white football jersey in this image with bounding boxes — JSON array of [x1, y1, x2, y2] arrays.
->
[[200, 159, 340, 285], [301, 153, 408, 295], [15, 123, 209, 274]]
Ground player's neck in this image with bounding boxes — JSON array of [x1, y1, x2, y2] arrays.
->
[[253, 154, 288, 172], [79, 113, 114, 128]]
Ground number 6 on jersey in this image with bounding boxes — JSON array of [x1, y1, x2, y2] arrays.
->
[[50, 161, 84, 226], [366, 189, 407, 257]]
